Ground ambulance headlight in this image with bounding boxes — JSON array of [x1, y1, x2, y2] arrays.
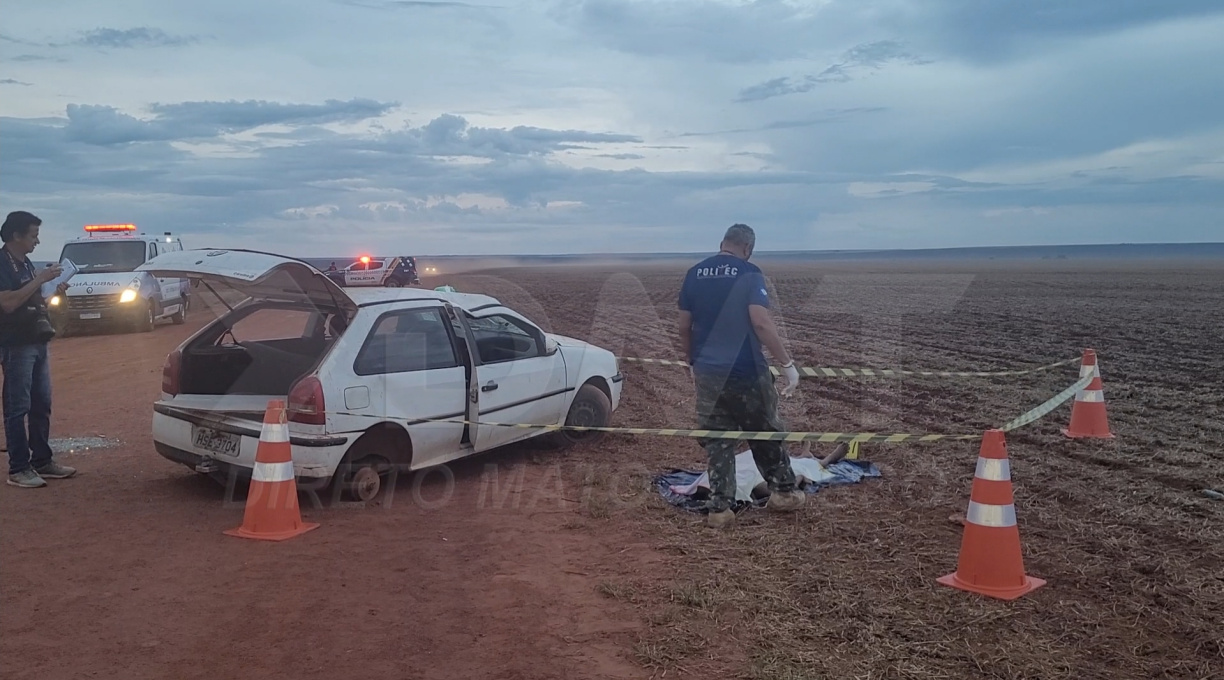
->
[[49, 295, 62, 307], [119, 289, 138, 303]]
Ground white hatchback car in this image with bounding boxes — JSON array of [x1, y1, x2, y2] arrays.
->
[[137, 249, 623, 502]]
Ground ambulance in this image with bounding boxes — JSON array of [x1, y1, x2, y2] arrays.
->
[[46, 224, 191, 335]]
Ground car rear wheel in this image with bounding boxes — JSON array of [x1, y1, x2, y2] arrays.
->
[[346, 464, 382, 503], [331, 454, 389, 504], [384, 279, 402, 288], [551, 383, 612, 449]]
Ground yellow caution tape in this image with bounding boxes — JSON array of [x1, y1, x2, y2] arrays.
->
[[1000, 373, 1094, 432], [332, 374, 1091, 448], [618, 356, 1081, 378], [397, 416, 982, 443]]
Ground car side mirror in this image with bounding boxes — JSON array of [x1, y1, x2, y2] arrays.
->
[[545, 336, 559, 355]]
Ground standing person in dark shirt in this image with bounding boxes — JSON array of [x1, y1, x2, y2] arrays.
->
[[678, 224, 803, 528], [1, 210, 75, 488]]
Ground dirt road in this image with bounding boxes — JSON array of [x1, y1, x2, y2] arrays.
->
[[1, 314, 651, 680]]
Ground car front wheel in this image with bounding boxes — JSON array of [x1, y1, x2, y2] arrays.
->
[[551, 383, 612, 449]]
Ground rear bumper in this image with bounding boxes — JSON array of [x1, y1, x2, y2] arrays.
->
[[152, 404, 350, 479], [153, 403, 347, 447]]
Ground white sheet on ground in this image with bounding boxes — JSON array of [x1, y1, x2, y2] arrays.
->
[[668, 450, 839, 501]]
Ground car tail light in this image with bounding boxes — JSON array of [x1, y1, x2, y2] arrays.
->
[[288, 375, 326, 425], [162, 350, 181, 396]]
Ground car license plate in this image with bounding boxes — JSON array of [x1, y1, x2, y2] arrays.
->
[[79, 312, 101, 320], [192, 426, 241, 458]]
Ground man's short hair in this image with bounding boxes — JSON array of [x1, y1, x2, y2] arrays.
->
[[1, 211, 41, 243], [722, 223, 755, 248]]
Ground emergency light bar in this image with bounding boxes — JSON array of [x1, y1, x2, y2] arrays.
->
[[84, 223, 137, 233], [359, 256, 371, 264]]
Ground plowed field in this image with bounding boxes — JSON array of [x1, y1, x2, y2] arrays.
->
[[3, 258, 1221, 679]]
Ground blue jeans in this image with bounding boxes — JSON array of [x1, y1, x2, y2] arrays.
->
[[2, 343, 53, 475]]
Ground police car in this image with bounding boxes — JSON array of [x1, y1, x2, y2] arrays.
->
[[137, 249, 623, 503], [47, 224, 190, 335], [326, 256, 420, 288]]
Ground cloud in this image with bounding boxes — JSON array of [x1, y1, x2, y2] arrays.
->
[[1, 1, 1223, 256], [72, 27, 197, 49], [890, 0, 1224, 62], [0, 33, 39, 46], [62, 98, 398, 145], [553, 0, 843, 63], [148, 99, 396, 132], [1, 79, 33, 86], [680, 108, 889, 137], [282, 204, 341, 219], [378, 113, 642, 158], [339, 0, 497, 9], [736, 41, 930, 102]]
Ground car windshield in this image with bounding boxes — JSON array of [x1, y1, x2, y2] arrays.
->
[[60, 241, 147, 274]]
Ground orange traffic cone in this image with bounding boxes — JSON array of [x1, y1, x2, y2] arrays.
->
[[1063, 348, 1113, 439], [938, 430, 1045, 600], [224, 399, 320, 541]]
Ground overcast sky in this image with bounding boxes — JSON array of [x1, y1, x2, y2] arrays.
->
[[2, 0, 1222, 257]]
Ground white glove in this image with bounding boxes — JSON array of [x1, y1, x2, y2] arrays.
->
[[779, 361, 800, 397]]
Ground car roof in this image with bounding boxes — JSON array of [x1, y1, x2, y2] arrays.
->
[[344, 286, 505, 313]]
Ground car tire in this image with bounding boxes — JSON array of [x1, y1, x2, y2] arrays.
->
[[550, 383, 612, 449], [345, 463, 382, 503], [171, 296, 187, 325], [384, 279, 402, 288], [330, 455, 388, 504], [135, 301, 155, 333]]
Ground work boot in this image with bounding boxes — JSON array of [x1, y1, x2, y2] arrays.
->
[[35, 462, 77, 479], [7, 469, 47, 488], [706, 508, 736, 529], [767, 489, 806, 512]]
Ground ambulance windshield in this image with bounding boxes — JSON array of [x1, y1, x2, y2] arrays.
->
[[60, 240, 148, 274]]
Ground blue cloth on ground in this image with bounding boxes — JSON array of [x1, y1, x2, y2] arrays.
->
[[654, 456, 882, 513]]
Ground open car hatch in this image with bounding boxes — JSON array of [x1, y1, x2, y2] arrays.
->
[[136, 249, 356, 315]]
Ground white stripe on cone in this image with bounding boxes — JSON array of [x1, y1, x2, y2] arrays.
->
[[1079, 364, 1100, 378], [1076, 389, 1105, 403], [253, 461, 295, 483], [974, 458, 1011, 482], [260, 423, 289, 444], [966, 501, 1018, 528]]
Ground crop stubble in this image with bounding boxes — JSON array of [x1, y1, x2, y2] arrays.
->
[[453, 259, 1224, 679]]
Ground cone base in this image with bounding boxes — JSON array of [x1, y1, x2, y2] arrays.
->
[[224, 521, 320, 542], [937, 572, 1046, 601], [1062, 427, 1114, 440]]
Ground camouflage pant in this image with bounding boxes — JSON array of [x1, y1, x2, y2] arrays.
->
[[694, 370, 797, 512]]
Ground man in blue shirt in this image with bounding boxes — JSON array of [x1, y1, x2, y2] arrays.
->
[[678, 224, 803, 528], [1, 210, 76, 488]]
